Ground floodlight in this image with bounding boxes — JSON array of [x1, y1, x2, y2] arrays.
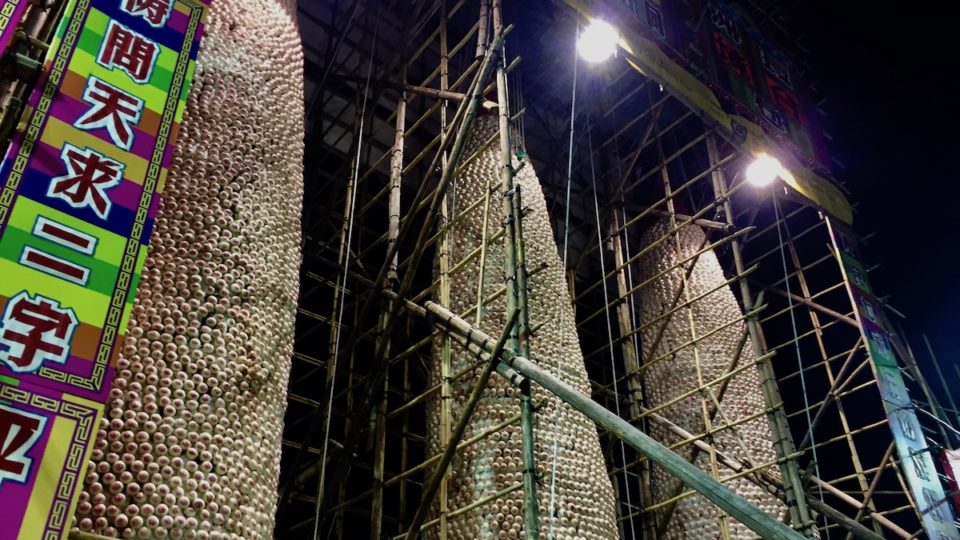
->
[[578, 19, 619, 63], [746, 154, 783, 187]]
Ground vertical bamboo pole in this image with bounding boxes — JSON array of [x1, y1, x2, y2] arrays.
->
[[779, 215, 883, 535], [401, 352, 412, 525], [657, 133, 731, 540], [843, 441, 896, 540], [387, 90, 407, 283], [706, 134, 815, 537], [371, 354, 389, 539], [376, 64, 409, 539], [476, 0, 490, 60], [491, 2, 538, 537], [610, 210, 650, 540], [438, 2, 452, 536], [610, 214, 642, 422]]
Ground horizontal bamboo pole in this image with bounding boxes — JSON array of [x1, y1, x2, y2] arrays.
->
[[806, 474, 911, 539]]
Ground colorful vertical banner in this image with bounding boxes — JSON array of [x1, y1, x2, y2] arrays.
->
[[0, 0, 29, 57], [828, 217, 960, 540], [0, 0, 209, 537]]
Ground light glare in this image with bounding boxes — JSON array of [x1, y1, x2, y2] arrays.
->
[[578, 20, 619, 63], [746, 154, 783, 187]]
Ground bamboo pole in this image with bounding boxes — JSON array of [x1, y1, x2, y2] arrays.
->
[[658, 141, 730, 538], [371, 354, 388, 540], [387, 84, 407, 284], [707, 134, 815, 537], [402, 309, 521, 540], [302, 28, 510, 503], [476, 0, 490, 59], [788, 227, 880, 534], [491, 2, 539, 535], [436, 3, 452, 535], [844, 441, 897, 540]]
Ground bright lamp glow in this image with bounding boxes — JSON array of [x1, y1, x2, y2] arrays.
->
[[578, 20, 619, 63], [746, 154, 783, 187]]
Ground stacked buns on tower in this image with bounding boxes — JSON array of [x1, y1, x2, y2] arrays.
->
[[72, 1, 304, 538], [426, 117, 618, 540], [635, 219, 786, 539]]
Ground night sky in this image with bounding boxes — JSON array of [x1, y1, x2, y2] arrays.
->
[[795, 2, 960, 379]]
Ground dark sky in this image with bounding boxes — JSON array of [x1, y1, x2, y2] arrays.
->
[[793, 2, 960, 375]]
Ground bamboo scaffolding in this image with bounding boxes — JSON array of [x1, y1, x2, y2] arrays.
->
[[404, 293, 806, 539], [785, 380, 879, 420], [573, 163, 747, 303], [437, 3, 452, 534], [707, 134, 814, 536], [578, 225, 754, 330], [844, 441, 897, 540], [291, 4, 947, 536], [807, 474, 912, 539], [328, 412, 522, 513], [779, 344, 867, 384], [296, 29, 510, 506], [570, 141, 738, 277], [779, 210, 881, 533], [401, 309, 520, 540]]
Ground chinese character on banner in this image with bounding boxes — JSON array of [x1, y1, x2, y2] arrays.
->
[[759, 47, 793, 89], [20, 217, 98, 286], [97, 20, 160, 83], [923, 487, 947, 521], [48, 143, 125, 219], [0, 404, 47, 487], [0, 292, 78, 374], [121, 0, 174, 27], [712, 32, 754, 86], [74, 76, 145, 151], [766, 75, 802, 122]]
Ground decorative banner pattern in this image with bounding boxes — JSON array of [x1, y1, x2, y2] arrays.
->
[[828, 217, 960, 540], [0, 0, 29, 58], [0, 375, 102, 540], [0, 0, 209, 537], [639, 0, 829, 170]]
